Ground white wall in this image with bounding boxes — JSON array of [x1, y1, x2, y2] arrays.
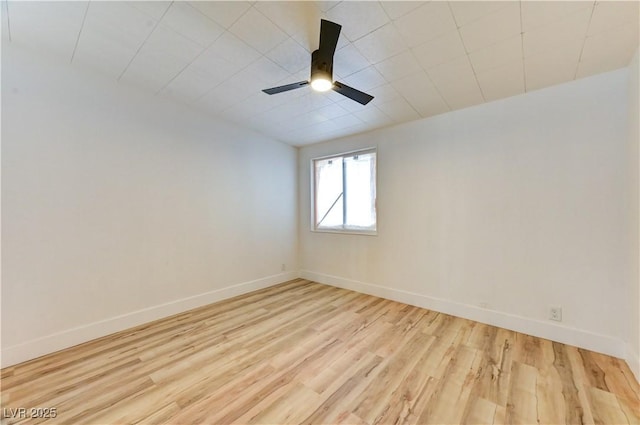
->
[[1, 44, 298, 366], [299, 68, 631, 360], [628, 50, 639, 380]]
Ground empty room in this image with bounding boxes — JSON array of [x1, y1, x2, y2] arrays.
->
[[1, 0, 639, 423]]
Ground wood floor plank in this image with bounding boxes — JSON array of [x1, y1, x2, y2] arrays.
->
[[245, 381, 322, 424], [553, 342, 592, 424], [618, 395, 640, 425], [369, 342, 439, 425], [159, 363, 277, 424], [204, 337, 342, 424], [565, 345, 598, 424], [589, 386, 634, 425], [505, 361, 539, 425], [351, 331, 436, 423], [299, 354, 385, 424], [416, 344, 483, 424], [403, 376, 440, 425], [301, 344, 373, 395], [462, 397, 498, 425], [2, 279, 638, 425], [133, 402, 181, 425], [460, 325, 513, 422], [493, 404, 507, 425], [590, 351, 640, 405]]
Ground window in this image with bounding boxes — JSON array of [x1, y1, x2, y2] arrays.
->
[[312, 148, 377, 234]]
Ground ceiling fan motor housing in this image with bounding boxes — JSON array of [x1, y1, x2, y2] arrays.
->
[[311, 49, 333, 84]]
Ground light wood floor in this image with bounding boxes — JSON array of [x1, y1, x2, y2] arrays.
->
[[1, 279, 638, 424]]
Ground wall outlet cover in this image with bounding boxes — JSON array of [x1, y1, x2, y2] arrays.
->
[[550, 306, 562, 322]]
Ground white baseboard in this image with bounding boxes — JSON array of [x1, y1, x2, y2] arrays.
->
[[626, 343, 640, 383], [300, 270, 628, 361], [1, 271, 299, 368]]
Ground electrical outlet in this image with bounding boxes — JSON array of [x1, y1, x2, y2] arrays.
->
[[550, 306, 562, 322], [281, 263, 286, 271], [478, 301, 489, 309]]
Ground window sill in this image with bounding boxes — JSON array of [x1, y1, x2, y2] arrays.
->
[[312, 228, 378, 236]]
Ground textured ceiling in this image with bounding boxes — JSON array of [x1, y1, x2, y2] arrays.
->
[[2, 1, 638, 146]]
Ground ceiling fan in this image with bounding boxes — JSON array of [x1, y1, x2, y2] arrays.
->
[[262, 19, 374, 105]]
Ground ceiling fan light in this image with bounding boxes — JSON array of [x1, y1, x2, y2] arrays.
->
[[311, 78, 333, 92]]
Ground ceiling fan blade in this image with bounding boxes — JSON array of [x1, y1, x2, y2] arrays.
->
[[318, 19, 341, 58], [332, 81, 374, 105], [262, 81, 309, 95]]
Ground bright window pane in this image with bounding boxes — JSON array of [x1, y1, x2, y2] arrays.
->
[[344, 152, 376, 229], [315, 158, 343, 228]]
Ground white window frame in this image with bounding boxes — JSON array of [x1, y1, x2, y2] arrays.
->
[[310, 147, 377, 236]]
